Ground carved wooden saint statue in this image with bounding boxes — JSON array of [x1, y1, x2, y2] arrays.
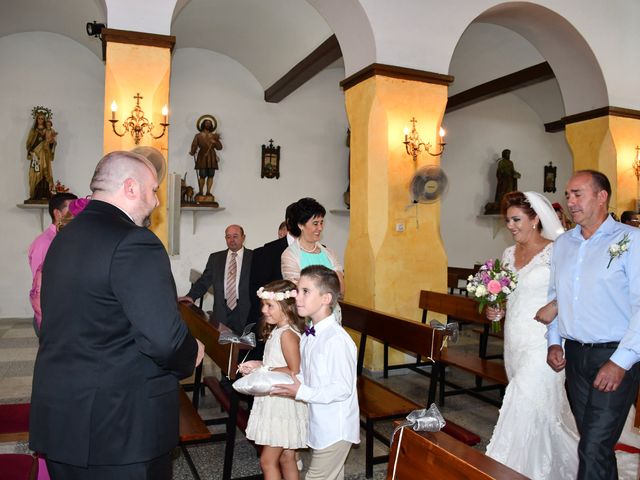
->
[[26, 106, 57, 202], [484, 149, 521, 214], [190, 114, 223, 207]]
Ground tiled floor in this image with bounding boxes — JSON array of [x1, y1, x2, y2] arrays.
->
[[2, 317, 638, 479]]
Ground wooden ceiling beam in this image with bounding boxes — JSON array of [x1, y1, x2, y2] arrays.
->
[[264, 35, 342, 103], [446, 62, 554, 113]]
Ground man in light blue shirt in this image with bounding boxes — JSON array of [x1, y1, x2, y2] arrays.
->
[[543, 170, 640, 479]]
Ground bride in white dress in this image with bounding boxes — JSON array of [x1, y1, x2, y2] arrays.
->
[[485, 191, 579, 479]]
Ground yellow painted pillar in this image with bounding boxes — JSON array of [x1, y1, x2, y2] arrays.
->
[[343, 72, 450, 369], [565, 115, 640, 214], [102, 30, 174, 247]]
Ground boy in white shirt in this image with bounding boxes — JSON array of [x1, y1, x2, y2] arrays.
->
[[272, 265, 359, 480]]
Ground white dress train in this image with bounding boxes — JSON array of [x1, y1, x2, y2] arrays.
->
[[486, 244, 579, 479]]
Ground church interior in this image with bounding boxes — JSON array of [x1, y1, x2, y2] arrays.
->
[[2, 1, 640, 478]]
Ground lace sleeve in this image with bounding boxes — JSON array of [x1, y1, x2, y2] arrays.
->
[[502, 246, 515, 271], [539, 243, 553, 266]]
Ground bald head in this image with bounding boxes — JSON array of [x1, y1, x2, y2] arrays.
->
[[90, 151, 157, 195], [90, 151, 159, 227]]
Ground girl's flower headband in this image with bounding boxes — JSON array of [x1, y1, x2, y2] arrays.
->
[[256, 287, 297, 301]]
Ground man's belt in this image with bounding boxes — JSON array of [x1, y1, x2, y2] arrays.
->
[[566, 339, 619, 349]]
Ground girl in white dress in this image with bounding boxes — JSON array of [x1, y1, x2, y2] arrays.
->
[[239, 280, 308, 480], [485, 191, 579, 479]]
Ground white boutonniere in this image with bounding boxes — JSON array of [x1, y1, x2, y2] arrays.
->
[[607, 233, 630, 268]]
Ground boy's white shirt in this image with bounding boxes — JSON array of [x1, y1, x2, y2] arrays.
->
[[295, 313, 360, 449]]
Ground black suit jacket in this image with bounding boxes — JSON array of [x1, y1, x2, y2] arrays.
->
[[249, 236, 289, 323], [187, 248, 253, 334], [29, 200, 197, 467]]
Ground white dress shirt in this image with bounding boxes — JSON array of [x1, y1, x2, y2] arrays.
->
[[224, 247, 244, 299], [295, 313, 360, 449]]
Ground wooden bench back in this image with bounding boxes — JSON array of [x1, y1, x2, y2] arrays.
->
[[179, 302, 239, 380], [419, 290, 487, 324], [340, 301, 446, 368], [387, 427, 528, 479]]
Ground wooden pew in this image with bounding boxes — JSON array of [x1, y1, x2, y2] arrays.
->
[[178, 387, 213, 479], [446, 266, 477, 296], [179, 303, 258, 480], [420, 291, 508, 407], [383, 266, 482, 378], [340, 301, 481, 479], [386, 426, 528, 480]]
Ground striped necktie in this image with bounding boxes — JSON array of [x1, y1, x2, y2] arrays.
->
[[225, 252, 238, 310]]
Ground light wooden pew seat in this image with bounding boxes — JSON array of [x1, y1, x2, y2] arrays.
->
[[386, 426, 528, 479]]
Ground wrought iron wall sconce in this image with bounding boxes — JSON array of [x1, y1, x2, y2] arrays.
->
[[633, 146, 640, 181], [403, 117, 446, 162], [632, 146, 640, 211], [109, 93, 169, 145]]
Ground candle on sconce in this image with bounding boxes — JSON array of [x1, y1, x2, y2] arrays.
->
[[403, 126, 409, 142], [439, 127, 446, 144], [161, 105, 168, 124], [110, 101, 118, 121]]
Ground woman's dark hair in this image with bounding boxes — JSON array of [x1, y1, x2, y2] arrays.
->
[[259, 279, 305, 340], [501, 191, 543, 231], [286, 197, 326, 237]]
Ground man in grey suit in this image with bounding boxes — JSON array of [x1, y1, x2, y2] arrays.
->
[[180, 224, 253, 334]]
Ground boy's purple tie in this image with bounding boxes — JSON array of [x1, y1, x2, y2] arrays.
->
[[304, 325, 316, 336]]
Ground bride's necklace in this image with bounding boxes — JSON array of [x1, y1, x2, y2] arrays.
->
[[299, 241, 318, 253]]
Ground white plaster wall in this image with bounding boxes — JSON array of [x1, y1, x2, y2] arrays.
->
[[0, 32, 104, 317], [321, 0, 637, 111], [167, 48, 349, 307], [441, 93, 572, 268], [448, 23, 544, 95]]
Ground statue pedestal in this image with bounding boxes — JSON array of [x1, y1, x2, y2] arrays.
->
[[195, 194, 218, 208], [483, 202, 500, 215]]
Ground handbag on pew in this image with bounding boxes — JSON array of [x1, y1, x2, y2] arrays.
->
[[232, 366, 293, 396]]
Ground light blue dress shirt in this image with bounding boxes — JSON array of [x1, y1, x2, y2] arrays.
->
[[547, 215, 640, 370]]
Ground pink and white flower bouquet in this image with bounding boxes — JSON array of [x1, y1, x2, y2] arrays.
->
[[465, 258, 517, 332]]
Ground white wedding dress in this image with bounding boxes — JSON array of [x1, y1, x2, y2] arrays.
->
[[486, 243, 579, 479]]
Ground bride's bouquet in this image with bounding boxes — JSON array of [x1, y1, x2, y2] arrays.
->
[[466, 259, 517, 332]]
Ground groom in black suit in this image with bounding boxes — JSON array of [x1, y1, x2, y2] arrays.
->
[[181, 225, 253, 334], [30, 151, 203, 479]]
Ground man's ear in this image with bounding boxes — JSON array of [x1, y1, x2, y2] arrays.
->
[[123, 177, 137, 200], [597, 188, 608, 207], [52, 208, 64, 223]]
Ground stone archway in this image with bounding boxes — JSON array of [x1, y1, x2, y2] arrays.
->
[[474, 2, 607, 116]]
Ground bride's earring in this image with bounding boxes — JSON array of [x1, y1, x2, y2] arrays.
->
[[532, 223, 537, 230]]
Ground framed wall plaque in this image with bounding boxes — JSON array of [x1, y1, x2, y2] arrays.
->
[[261, 139, 280, 179]]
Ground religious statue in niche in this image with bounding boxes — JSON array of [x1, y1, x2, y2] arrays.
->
[[484, 149, 521, 214], [343, 128, 350, 209], [544, 161, 557, 193], [25, 106, 58, 202], [190, 114, 223, 207], [261, 139, 280, 179]]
